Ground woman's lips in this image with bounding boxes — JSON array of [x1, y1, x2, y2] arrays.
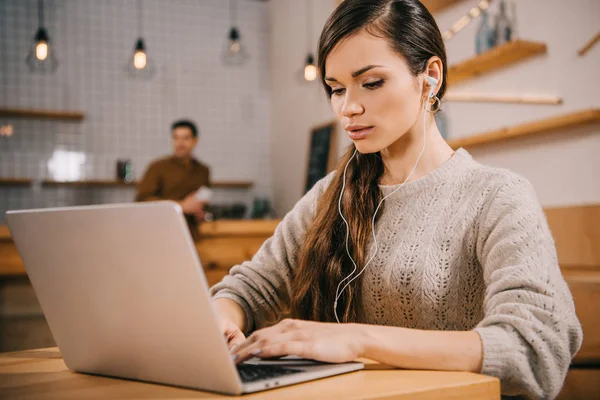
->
[[347, 126, 374, 140]]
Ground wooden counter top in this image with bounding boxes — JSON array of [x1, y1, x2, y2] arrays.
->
[[0, 219, 281, 241], [0, 219, 282, 279], [0, 225, 11, 241], [0, 347, 500, 399], [199, 219, 280, 237]]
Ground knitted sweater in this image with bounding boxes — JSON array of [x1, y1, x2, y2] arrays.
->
[[210, 148, 582, 399]]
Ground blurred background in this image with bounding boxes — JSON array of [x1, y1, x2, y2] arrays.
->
[[0, 2, 599, 396], [0, 0, 598, 219]]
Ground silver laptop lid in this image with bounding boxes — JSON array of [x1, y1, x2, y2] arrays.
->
[[6, 202, 243, 394]]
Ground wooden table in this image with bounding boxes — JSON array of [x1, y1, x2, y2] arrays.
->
[[0, 348, 500, 399]]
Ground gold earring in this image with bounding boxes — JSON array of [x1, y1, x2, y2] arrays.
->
[[424, 96, 440, 113]]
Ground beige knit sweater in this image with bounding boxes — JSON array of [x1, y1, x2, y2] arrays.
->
[[210, 148, 582, 399]]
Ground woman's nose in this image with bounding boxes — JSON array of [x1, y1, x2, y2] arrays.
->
[[341, 92, 364, 118]]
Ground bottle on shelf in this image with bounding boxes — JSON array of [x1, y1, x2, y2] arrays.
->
[[475, 10, 494, 54], [493, 0, 513, 46], [509, 0, 519, 39]]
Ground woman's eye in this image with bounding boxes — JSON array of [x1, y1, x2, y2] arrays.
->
[[364, 80, 384, 89], [331, 88, 345, 96]]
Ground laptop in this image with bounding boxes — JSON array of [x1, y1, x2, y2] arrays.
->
[[5, 202, 363, 395]]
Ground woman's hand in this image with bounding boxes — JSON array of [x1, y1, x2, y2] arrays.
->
[[212, 298, 247, 351], [219, 314, 246, 351], [230, 319, 364, 364], [212, 298, 246, 351]]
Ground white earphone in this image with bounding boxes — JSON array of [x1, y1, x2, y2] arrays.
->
[[426, 75, 438, 99], [333, 75, 438, 323]]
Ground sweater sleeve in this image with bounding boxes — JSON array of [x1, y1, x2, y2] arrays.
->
[[209, 173, 335, 334], [474, 175, 582, 399]]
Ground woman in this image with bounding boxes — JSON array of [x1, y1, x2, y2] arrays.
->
[[210, 0, 582, 398]]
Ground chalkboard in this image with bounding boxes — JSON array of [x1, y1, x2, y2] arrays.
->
[[305, 121, 337, 193]]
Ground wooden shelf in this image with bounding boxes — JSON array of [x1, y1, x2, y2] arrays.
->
[[0, 178, 32, 187], [0, 108, 84, 121], [41, 179, 254, 189], [41, 179, 135, 188], [447, 108, 600, 149], [447, 40, 547, 86], [422, 0, 466, 14]]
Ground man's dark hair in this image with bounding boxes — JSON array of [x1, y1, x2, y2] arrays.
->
[[171, 119, 198, 138]]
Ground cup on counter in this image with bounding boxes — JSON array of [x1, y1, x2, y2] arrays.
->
[[195, 186, 213, 202], [116, 160, 134, 183]]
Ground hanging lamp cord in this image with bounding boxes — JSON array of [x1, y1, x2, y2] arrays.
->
[[306, 0, 312, 54], [38, 0, 44, 28], [137, 0, 144, 37]]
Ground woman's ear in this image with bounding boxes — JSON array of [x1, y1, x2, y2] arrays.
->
[[423, 56, 443, 97]]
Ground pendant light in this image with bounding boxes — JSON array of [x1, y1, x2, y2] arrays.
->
[[303, 0, 317, 82], [128, 0, 154, 78], [223, 0, 248, 65], [0, 124, 13, 138], [1, 7, 13, 137], [26, 0, 58, 73]]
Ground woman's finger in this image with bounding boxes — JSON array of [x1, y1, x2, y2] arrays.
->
[[233, 330, 303, 364], [227, 330, 246, 350], [254, 341, 306, 360], [232, 333, 269, 363], [231, 321, 286, 356]]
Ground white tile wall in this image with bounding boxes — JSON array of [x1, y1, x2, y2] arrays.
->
[[0, 0, 272, 222]]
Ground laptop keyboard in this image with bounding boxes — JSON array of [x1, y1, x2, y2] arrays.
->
[[237, 364, 303, 383]]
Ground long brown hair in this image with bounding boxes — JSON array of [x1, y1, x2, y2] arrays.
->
[[290, 0, 447, 322]]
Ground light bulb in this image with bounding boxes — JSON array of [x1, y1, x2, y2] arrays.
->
[[0, 124, 14, 137], [229, 40, 241, 54], [134, 50, 147, 69], [304, 64, 317, 81], [36, 41, 48, 61]]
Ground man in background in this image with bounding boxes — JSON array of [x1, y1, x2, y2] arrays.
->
[[135, 119, 210, 241]]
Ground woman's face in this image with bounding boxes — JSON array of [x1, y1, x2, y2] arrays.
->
[[325, 30, 425, 154]]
